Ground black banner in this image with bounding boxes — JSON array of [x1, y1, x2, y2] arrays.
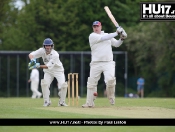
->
[[140, 2, 175, 21], [0, 119, 175, 126]]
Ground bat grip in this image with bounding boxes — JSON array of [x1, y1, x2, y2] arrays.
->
[[116, 26, 120, 28]]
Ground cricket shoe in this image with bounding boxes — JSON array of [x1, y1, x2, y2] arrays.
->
[[109, 98, 115, 105], [82, 102, 95, 108], [37, 93, 42, 98], [31, 94, 37, 99], [43, 100, 51, 107], [58, 101, 68, 106]]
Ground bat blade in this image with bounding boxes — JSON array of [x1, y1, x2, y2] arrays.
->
[[104, 6, 119, 27]]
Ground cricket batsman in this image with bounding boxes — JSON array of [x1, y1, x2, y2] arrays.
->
[[82, 21, 127, 108]]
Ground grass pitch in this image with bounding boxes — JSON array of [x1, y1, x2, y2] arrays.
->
[[0, 97, 175, 132]]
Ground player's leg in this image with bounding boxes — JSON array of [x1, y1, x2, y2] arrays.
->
[[82, 77, 98, 108], [137, 86, 141, 98], [103, 61, 116, 105], [36, 81, 42, 98], [32, 81, 42, 98], [31, 81, 37, 98], [82, 62, 101, 108], [140, 87, 144, 98], [55, 71, 68, 106], [104, 83, 107, 97], [41, 72, 54, 106]]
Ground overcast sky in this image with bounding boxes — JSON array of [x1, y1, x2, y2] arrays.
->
[[14, 0, 25, 10]]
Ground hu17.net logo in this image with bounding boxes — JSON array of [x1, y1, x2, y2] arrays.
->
[[140, 2, 175, 21]]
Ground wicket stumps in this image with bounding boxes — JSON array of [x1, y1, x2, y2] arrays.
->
[[68, 73, 79, 106]]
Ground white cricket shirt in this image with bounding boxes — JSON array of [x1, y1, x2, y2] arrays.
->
[[89, 31, 123, 62], [30, 48, 64, 72]]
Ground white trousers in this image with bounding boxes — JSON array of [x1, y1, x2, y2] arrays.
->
[[31, 80, 41, 98], [43, 71, 65, 89], [89, 61, 115, 83], [83, 61, 116, 106]]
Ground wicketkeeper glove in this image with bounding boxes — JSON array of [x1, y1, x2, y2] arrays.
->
[[28, 63, 40, 70], [28, 58, 36, 67], [31, 58, 36, 65]]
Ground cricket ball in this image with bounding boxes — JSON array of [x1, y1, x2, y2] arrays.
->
[[93, 92, 98, 96]]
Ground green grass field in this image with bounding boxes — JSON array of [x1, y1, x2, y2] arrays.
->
[[0, 97, 175, 132]]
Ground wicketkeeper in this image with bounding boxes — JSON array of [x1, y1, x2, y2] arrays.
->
[[82, 21, 127, 108], [28, 38, 68, 107]]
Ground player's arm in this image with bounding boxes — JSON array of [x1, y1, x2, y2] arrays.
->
[[28, 49, 49, 70], [89, 32, 118, 46], [29, 63, 48, 70], [28, 54, 49, 69], [100, 27, 124, 41], [31, 55, 59, 70], [40, 65, 48, 69], [143, 80, 145, 85], [111, 38, 123, 47], [28, 53, 37, 66], [100, 32, 118, 41], [29, 54, 34, 60], [28, 48, 43, 64], [45, 54, 59, 70]]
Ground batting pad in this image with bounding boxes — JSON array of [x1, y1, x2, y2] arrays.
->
[[41, 79, 50, 102], [106, 77, 116, 99], [59, 82, 68, 104], [86, 77, 97, 106]]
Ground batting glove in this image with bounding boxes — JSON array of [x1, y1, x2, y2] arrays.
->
[[116, 26, 123, 34], [120, 29, 127, 40]]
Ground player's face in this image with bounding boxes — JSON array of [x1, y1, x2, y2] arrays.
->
[[93, 25, 102, 34], [44, 45, 52, 54]]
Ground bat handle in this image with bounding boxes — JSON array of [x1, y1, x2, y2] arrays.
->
[[116, 26, 120, 28]]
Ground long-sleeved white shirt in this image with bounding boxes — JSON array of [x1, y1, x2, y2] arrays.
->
[[30, 48, 64, 72], [89, 31, 123, 62]]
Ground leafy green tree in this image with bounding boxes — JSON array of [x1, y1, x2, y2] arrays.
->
[[1, 0, 175, 97], [1, 0, 140, 51], [125, 21, 175, 97]]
